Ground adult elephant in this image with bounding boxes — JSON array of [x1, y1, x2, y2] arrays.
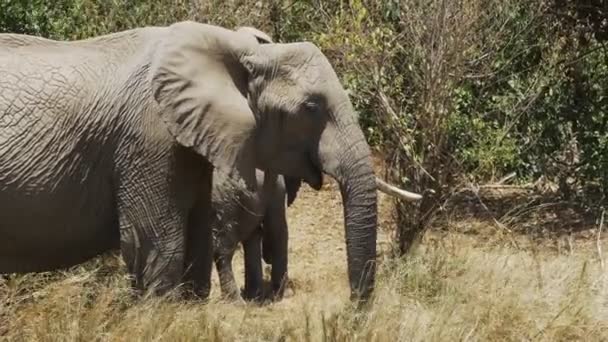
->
[[0, 21, 420, 301]]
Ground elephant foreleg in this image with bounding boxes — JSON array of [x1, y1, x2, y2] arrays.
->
[[264, 200, 289, 300], [262, 226, 273, 265], [182, 163, 214, 300], [242, 229, 264, 301], [117, 182, 186, 297], [183, 202, 213, 300]]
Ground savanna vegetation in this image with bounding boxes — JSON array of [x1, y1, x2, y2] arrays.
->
[[1, 1, 607, 340]]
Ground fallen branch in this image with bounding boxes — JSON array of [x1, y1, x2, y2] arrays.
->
[[477, 184, 534, 189]]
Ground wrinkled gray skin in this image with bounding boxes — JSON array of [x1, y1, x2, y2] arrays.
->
[[212, 29, 293, 303], [212, 169, 300, 302], [0, 21, 381, 301]]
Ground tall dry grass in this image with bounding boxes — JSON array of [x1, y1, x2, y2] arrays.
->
[[1, 231, 606, 341]]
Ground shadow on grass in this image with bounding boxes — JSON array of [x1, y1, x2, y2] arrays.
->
[[440, 186, 603, 238]]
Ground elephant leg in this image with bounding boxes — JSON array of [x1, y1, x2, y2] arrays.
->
[[182, 164, 214, 299], [242, 229, 264, 301], [117, 184, 186, 297], [261, 223, 273, 265], [214, 251, 241, 300], [264, 201, 289, 300], [182, 203, 213, 299]]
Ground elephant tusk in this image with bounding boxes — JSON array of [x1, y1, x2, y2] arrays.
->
[[375, 177, 423, 201]]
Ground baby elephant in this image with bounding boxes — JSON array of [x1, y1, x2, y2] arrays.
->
[[211, 168, 423, 302], [211, 169, 300, 302]]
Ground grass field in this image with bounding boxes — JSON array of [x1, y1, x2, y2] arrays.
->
[[1, 169, 607, 341]]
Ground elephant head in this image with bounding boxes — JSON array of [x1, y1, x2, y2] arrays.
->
[[151, 21, 386, 300]]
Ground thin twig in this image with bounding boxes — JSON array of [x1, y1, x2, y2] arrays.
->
[[497, 172, 516, 185], [377, 90, 436, 182], [597, 210, 605, 270], [468, 183, 514, 236], [462, 317, 479, 342], [478, 184, 533, 189]]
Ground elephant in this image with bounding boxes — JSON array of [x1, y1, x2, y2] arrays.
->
[[215, 27, 424, 303], [212, 168, 422, 303], [211, 168, 295, 302], [0, 21, 423, 301]]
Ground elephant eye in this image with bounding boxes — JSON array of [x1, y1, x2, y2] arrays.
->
[[300, 93, 325, 114], [301, 101, 319, 113]]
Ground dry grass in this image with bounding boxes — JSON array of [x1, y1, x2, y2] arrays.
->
[[1, 179, 607, 341]]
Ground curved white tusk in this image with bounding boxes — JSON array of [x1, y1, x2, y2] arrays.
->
[[375, 177, 423, 201]]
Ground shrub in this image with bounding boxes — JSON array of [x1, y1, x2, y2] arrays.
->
[[1, 0, 605, 252]]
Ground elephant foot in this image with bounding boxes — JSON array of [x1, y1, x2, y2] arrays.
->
[[128, 274, 181, 300], [181, 283, 211, 303], [131, 283, 184, 303], [222, 295, 246, 305], [241, 287, 265, 304], [220, 289, 245, 304], [269, 278, 295, 302]]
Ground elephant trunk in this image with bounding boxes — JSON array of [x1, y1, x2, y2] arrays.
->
[[317, 120, 378, 301]]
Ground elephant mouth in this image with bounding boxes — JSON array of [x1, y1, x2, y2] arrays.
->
[[306, 170, 323, 190], [304, 160, 323, 190]]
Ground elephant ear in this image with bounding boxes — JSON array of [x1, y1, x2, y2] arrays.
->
[[151, 22, 259, 179], [284, 176, 302, 207], [235, 26, 273, 44]]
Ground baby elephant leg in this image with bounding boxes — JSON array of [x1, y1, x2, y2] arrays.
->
[[214, 250, 241, 301], [242, 229, 264, 301]]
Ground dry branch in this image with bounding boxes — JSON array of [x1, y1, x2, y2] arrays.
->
[[597, 210, 605, 270]]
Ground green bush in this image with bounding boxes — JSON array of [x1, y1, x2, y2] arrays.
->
[[1, 0, 606, 251]]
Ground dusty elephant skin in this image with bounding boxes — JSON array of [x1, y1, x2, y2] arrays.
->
[[0, 21, 384, 301], [212, 169, 298, 302]]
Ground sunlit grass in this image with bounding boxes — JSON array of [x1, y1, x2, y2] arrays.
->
[[2, 231, 606, 341]]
